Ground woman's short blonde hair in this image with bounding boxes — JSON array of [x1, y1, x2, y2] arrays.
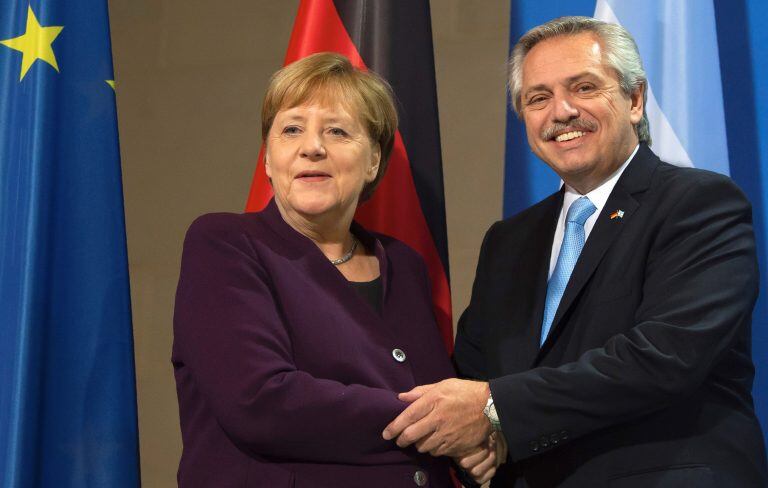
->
[[261, 52, 398, 202]]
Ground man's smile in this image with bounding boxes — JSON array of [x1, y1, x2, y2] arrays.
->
[[554, 130, 585, 142]]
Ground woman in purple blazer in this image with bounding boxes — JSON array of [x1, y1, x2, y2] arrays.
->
[[172, 53, 457, 487]]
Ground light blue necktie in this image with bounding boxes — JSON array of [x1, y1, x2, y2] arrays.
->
[[540, 196, 597, 345]]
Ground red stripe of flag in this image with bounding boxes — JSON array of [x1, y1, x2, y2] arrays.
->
[[246, 0, 453, 352]]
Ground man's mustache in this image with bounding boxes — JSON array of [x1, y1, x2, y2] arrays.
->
[[541, 119, 597, 141]]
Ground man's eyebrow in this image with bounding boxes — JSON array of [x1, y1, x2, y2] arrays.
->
[[522, 84, 549, 99], [565, 71, 600, 84], [522, 71, 602, 99]]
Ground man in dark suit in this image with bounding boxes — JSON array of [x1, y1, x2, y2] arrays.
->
[[383, 16, 768, 486]]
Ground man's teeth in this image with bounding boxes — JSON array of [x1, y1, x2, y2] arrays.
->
[[555, 131, 584, 142]]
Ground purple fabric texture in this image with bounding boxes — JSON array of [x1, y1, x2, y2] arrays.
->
[[173, 200, 455, 487]]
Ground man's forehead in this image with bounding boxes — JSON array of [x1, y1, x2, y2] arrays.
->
[[529, 31, 602, 53], [522, 33, 607, 85]]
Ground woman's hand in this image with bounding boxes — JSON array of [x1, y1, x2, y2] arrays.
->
[[455, 432, 507, 485]]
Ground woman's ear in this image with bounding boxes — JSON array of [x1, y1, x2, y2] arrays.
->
[[367, 144, 381, 183]]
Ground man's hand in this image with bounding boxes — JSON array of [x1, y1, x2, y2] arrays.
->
[[455, 432, 508, 484], [382, 379, 492, 457]]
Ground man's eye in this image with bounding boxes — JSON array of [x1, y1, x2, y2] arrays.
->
[[527, 95, 547, 105], [576, 84, 595, 93]]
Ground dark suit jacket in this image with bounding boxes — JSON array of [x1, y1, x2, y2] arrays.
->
[[455, 145, 768, 487], [173, 200, 455, 487]]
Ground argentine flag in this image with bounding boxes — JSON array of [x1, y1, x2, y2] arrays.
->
[[595, 0, 729, 174]]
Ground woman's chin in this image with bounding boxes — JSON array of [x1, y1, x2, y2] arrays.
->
[[288, 196, 343, 218]]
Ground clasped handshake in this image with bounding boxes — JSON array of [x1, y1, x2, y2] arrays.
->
[[381, 378, 507, 484]]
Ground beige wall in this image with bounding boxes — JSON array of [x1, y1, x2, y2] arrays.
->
[[109, 1, 509, 485]]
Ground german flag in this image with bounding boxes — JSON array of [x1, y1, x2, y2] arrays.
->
[[246, 0, 453, 352]]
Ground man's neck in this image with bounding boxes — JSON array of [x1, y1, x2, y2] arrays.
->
[[565, 144, 640, 194]]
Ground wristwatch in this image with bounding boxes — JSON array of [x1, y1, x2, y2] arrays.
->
[[483, 392, 502, 431]]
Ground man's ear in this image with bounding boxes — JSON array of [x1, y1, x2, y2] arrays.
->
[[629, 83, 645, 125]]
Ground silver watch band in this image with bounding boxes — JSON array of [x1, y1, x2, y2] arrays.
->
[[483, 392, 502, 431]]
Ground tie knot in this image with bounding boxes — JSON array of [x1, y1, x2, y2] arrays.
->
[[566, 196, 596, 226]]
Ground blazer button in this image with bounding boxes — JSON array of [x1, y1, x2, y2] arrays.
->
[[529, 440, 540, 452], [559, 430, 569, 441], [413, 470, 428, 486], [392, 348, 406, 362], [539, 435, 550, 448], [550, 433, 559, 445]]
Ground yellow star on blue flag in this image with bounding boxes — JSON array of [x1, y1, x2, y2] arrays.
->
[[0, 5, 63, 81]]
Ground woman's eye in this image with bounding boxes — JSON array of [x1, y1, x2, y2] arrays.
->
[[282, 126, 301, 135], [328, 127, 349, 137]]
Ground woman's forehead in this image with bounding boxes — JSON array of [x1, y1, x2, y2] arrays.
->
[[279, 92, 363, 123], [284, 84, 360, 115]]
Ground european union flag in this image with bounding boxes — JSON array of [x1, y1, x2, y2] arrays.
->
[[0, 1, 139, 486]]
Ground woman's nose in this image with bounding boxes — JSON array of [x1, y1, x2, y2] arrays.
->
[[299, 133, 326, 159]]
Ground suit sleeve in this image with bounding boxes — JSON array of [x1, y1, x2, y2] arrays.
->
[[488, 174, 759, 461], [173, 215, 409, 464]]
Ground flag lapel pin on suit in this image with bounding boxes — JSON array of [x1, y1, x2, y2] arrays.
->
[[610, 210, 625, 220]]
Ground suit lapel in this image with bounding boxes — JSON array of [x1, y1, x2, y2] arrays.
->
[[517, 192, 563, 367], [537, 144, 659, 354]]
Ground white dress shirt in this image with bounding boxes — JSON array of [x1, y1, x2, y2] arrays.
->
[[548, 145, 639, 278]]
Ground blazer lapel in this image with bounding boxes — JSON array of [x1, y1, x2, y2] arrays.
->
[[538, 144, 658, 353], [518, 192, 563, 366]]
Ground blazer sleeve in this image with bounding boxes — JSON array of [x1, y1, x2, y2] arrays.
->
[[488, 174, 759, 461], [173, 215, 409, 464]]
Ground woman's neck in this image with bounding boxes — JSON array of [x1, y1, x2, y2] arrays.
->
[[274, 199, 357, 260]]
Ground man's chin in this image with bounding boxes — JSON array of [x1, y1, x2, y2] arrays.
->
[[546, 158, 593, 177]]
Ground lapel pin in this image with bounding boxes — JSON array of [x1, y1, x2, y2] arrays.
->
[[609, 209, 625, 220]]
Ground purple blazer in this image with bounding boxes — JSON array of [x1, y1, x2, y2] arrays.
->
[[172, 200, 455, 487]]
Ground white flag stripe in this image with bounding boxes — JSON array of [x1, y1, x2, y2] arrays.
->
[[645, 83, 693, 167]]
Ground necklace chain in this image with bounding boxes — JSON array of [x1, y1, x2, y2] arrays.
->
[[329, 237, 358, 266]]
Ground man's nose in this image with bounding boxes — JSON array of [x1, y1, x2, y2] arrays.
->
[[299, 133, 326, 160], [552, 95, 580, 122]]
